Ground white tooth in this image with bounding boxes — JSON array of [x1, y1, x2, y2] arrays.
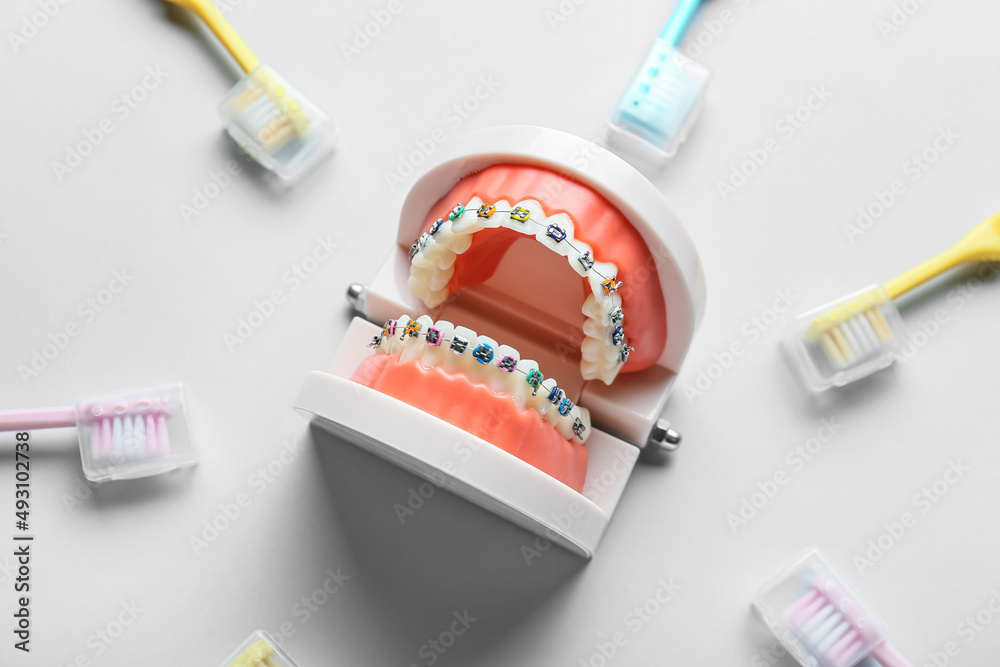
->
[[502, 198, 544, 236], [535, 212, 575, 257], [582, 336, 620, 363], [423, 287, 449, 308], [386, 316, 410, 355], [411, 251, 435, 270], [580, 359, 601, 381], [442, 325, 477, 376], [411, 263, 453, 291], [569, 240, 595, 277], [526, 375, 553, 415], [467, 335, 499, 388], [422, 319, 454, 368], [407, 276, 433, 306], [597, 365, 621, 384], [582, 317, 609, 340], [582, 294, 607, 324], [511, 358, 541, 408], [435, 227, 474, 253], [421, 242, 457, 270], [401, 315, 434, 363], [450, 197, 485, 234], [493, 344, 521, 395]]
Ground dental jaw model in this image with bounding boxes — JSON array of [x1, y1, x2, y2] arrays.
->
[[295, 126, 705, 556]]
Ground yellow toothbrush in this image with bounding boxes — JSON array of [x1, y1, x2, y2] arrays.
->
[[163, 0, 334, 181], [786, 209, 1000, 390], [226, 638, 279, 667]]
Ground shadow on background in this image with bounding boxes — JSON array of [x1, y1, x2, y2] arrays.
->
[[309, 422, 587, 664]]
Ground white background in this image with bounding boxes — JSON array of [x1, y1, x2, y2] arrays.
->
[[2, 0, 1000, 665]]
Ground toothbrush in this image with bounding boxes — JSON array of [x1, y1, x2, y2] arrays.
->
[[606, 0, 710, 161], [0, 395, 173, 458], [0, 383, 198, 483], [163, 0, 334, 181], [788, 574, 913, 667], [787, 209, 1000, 390]]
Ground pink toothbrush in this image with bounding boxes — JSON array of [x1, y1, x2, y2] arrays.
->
[[0, 383, 198, 483], [788, 574, 913, 667]]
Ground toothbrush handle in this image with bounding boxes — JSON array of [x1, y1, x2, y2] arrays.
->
[[661, 0, 704, 46], [884, 209, 1000, 299], [871, 639, 914, 667], [0, 406, 77, 432], [182, 0, 260, 72]]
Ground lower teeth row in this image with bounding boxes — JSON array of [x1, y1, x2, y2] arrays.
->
[[367, 314, 590, 442]]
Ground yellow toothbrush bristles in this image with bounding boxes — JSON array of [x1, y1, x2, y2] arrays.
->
[[233, 72, 310, 153], [227, 640, 279, 667], [811, 302, 894, 368]]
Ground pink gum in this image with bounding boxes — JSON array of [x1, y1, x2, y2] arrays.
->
[[350, 353, 588, 492]]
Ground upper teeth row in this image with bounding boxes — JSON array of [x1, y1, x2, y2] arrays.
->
[[407, 197, 634, 385], [368, 314, 591, 442]]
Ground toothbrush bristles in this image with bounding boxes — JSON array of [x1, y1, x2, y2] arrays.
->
[[814, 305, 893, 369], [87, 400, 171, 462]]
